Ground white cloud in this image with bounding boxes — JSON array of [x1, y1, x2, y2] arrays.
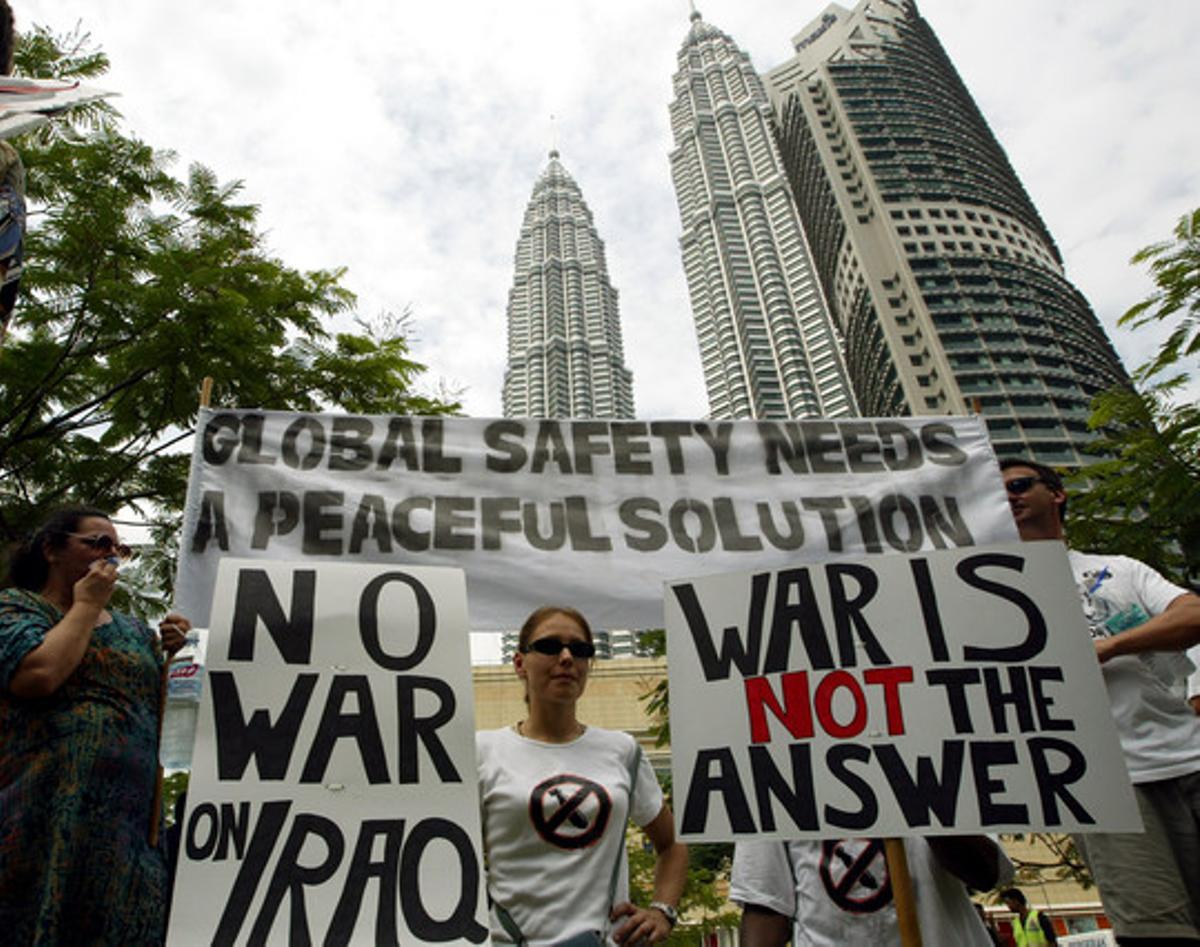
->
[[18, 0, 1200, 416]]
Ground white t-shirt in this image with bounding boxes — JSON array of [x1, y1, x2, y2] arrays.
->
[[1186, 645, 1200, 703], [1068, 550, 1200, 782], [730, 837, 1010, 946], [477, 725, 664, 945]]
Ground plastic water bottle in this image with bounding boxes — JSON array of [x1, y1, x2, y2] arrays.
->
[[160, 629, 206, 770]]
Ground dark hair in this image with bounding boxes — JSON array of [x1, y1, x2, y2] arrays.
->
[[516, 605, 594, 653], [0, 1, 13, 76], [1000, 887, 1028, 906], [999, 457, 1068, 521], [5, 507, 112, 590]]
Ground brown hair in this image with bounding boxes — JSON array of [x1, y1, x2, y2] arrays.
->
[[516, 605, 593, 653], [514, 606, 594, 706], [5, 507, 112, 590], [0, 1, 13, 76]]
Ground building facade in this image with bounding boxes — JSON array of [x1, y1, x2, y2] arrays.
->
[[764, 0, 1128, 464], [502, 151, 635, 419], [668, 11, 857, 420]]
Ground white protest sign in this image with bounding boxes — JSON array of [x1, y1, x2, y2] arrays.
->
[[1059, 933, 1117, 947], [665, 540, 1141, 841], [1059, 934, 1117, 947], [167, 560, 489, 946], [175, 410, 1017, 630]]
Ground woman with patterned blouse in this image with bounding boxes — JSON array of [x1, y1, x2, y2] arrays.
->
[[0, 508, 189, 945]]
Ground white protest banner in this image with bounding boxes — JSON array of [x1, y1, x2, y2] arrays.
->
[[175, 410, 1017, 630], [167, 560, 489, 946], [665, 540, 1141, 841], [0, 77, 115, 139]]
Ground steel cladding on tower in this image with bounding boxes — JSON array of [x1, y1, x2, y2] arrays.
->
[[668, 10, 857, 421], [503, 150, 635, 419], [763, 0, 1128, 464]]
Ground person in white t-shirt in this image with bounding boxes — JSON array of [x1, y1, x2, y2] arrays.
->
[[731, 836, 1011, 946], [1001, 458, 1200, 944], [477, 606, 687, 945]]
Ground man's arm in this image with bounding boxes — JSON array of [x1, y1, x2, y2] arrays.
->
[[739, 904, 792, 947], [926, 836, 1004, 891], [1094, 593, 1200, 663], [1039, 910, 1059, 944]]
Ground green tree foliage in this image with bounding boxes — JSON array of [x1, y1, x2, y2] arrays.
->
[[1067, 209, 1200, 586], [0, 27, 457, 584], [1065, 378, 1199, 583], [627, 826, 740, 942], [631, 629, 740, 936], [998, 833, 1093, 893], [1121, 209, 1200, 379]]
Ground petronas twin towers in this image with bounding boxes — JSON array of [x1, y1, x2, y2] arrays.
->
[[501, 151, 634, 419], [502, 0, 1128, 465]]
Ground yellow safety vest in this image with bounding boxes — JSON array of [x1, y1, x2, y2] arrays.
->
[[1012, 909, 1050, 946]]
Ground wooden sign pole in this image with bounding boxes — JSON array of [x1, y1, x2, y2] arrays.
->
[[150, 375, 213, 846], [885, 838, 923, 947]]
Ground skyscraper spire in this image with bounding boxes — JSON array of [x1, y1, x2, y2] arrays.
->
[[502, 152, 634, 419], [668, 12, 856, 419]]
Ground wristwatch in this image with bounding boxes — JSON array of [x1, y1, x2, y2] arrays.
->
[[649, 902, 678, 928]]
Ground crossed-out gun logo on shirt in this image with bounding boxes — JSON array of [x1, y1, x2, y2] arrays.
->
[[529, 774, 613, 850], [819, 839, 894, 914]]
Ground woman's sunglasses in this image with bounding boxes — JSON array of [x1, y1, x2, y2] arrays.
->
[[68, 533, 134, 560], [523, 637, 596, 659], [1004, 476, 1044, 496]]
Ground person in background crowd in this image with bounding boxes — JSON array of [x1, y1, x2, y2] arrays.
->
[[732, 836, 1012, 946], [476, 605, 687, 944], [0, 508, 189, 945], [0, 0, 26, 345], [1001, 887, 1058, 945], [1001, 458, 1200, 945]]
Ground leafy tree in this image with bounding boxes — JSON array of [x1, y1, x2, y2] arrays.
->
[[997, 832, 1093, 893], [627, 822, 740, 943], [1, 26, 457, 594], [1121, 209, 1200, 379], [1065, 378, 1199, 584], [630, 629, 740, 936], [1067, 208, 1200, 586]]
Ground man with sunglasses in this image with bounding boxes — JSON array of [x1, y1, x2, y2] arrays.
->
[[1000, 458, 1200, 945]]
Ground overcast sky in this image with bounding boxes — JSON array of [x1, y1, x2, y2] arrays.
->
[[19, 0, 1200, 421]]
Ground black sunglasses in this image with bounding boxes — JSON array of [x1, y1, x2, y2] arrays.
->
[[1004, 476, 1044, 496], [523, 637, 596, 659], [68, 532, 133, 560]]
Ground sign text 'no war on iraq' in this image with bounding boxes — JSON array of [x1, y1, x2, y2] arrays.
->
[[167, 561, 489, 946]]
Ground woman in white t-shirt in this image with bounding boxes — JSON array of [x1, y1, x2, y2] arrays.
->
[[476, 606, 688, 945]]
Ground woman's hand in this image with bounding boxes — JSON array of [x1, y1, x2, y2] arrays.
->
[[610, 902, 673, 944], [72, 559, 118, 610], [158, 613, 192, 657], [10, 561, 116, 698]]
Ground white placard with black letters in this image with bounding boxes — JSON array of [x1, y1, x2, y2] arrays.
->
[[666, 541, 1141, 841], [167, 559, 490, 945]]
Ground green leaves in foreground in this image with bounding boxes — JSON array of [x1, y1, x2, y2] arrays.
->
[[1, 27, 457, 562]]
